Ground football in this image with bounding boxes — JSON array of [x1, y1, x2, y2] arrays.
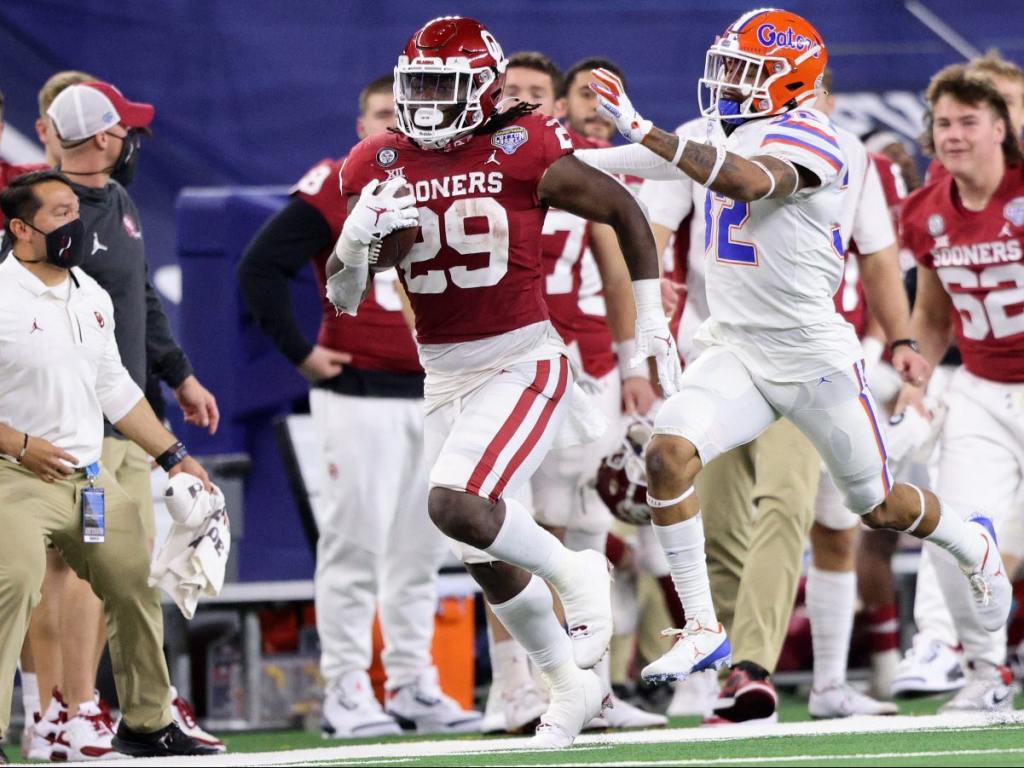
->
[[368, 183, 419, 272], [370, 224, 419, 273]]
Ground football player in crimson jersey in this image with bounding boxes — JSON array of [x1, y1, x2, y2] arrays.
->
[[581, 7, 1012, 686], [326, 17, 680, 748], [0, 88, 49, 230], [898, 65, 1024, 712], [239, 76, 482, 737]]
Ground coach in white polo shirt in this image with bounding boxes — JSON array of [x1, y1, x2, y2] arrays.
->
[[0, 170, 217, 759]]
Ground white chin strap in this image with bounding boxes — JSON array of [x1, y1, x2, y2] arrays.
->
[[646, 486, 695, 509]]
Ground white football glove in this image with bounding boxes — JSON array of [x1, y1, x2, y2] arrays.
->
[[589, 67, 653, 144], [344, 177, 419, 245], [631, 279, 683, 397]]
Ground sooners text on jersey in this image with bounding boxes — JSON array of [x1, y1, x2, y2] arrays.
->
[[901, 163, 1024, 382], [341, 112, 574, 345]]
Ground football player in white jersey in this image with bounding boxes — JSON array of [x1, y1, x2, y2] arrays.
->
[[581, 7, 1013, 683]]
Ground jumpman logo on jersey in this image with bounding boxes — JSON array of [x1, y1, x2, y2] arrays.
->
[[485, 150, 501, 166], [30, 318, 43, 334], [91, 232, 108, 255], [1000, 223, 1013, 238], [818, 375, 832, 386]]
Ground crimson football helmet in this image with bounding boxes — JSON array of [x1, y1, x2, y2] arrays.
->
[[595, 419, 654, 526], [699, 8, 827, 121], [394, 16, 508, 149]]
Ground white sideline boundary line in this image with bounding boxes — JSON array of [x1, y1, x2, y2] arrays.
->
[[49, 711, 1024, 767]]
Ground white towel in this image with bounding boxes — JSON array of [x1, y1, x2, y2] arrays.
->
[[150, 473, 231, 619]]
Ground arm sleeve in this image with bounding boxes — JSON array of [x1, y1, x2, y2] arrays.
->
[[638, 177, 693, 230], [237, 197, 335, 366], [575, 144, 687, 181], [146, 276, 194, 389], [97, 298, 145, 422], [850, 159, 896, 254]]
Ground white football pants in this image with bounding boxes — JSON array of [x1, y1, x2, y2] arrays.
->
[[310, 389, 448, 690]]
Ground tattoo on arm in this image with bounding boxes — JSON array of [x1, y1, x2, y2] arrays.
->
[[640, 126, 806, 202]]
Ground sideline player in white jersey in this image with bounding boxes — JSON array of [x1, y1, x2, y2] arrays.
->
[[326, 17, 680, 748], [581, 7, 1013, 683], [898, 64, 1024, 712]]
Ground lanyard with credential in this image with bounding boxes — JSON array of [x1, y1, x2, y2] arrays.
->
[[81, 461, 105, 543]]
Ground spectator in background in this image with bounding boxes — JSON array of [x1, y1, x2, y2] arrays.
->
[[20, 81, 224, 759], [238, 75, 480, 738], [0, 169, 216, 760], [559, 58, 619, 143]]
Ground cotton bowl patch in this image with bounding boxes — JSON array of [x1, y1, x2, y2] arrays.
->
[[491, 126, 528, 155], [1004, 196, 1024, 228]]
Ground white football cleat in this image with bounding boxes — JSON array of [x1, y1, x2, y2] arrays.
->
[[386, 668, 483, 734], [891, 635, 965, 697], [503, 681, 548, 734], [528, 667, 609, 749], [586, 694, 667, 730], [63, 701, 119, 761], [480, 679, 506, 734], [939, 662, 1019, 713], [668, 668, 720, 717], [321, 670, 401, 739], [170, 687, 225, 753], [809, 683, 898, 719], [962, 516, 1013, 631], [31, 688, 69, 761], [553, 549, 613, 670], [642, 621, 731, 683]]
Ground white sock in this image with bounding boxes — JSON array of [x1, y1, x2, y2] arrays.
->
[[806, 566, 856, 691], [21, 671, 40, 718], [652, 514, 717, 626], [485, 497, 569, 580], [490, 575, 573, 675], [594, 652, 612, 688], [564, 528, 607, 555], [491, 637, 533, 691], [925, 503, 986, 570]]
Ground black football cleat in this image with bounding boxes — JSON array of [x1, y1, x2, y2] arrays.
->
[[112, 720, 220, 757]]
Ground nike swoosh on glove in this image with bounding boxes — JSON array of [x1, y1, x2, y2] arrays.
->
[[589, 67, 653, 144]]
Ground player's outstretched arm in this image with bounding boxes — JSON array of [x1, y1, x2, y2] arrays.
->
[[588, 67, 811, 202], [539, 154, 682, 395]]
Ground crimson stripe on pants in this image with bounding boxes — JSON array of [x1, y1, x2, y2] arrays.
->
[[489, 357, 571, 501], [465, 359, 551, 497]]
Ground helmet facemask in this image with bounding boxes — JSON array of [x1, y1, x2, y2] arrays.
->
[[395, 57, 497, 149], [699, 33, 822, 122]]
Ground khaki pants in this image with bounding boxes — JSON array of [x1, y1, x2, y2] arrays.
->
[[101, 437, 155, 545], [695, 419, 820, 672], [0, 460, 171, 737]]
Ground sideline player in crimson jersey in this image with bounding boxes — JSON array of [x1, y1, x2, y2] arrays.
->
[[487, 52, 666, 734], [238, 77, 480, 738], [899, 64, 1024, 712], [326, 17, 679, 748], [0, 88, 49, 234], [584, 7, 1012, 685]]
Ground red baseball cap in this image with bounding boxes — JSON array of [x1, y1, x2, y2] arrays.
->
[[83, 81, 155, 130]]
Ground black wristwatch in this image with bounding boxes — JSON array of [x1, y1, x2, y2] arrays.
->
[[889, 338, 920, 355], [155, 441, 189, 472]]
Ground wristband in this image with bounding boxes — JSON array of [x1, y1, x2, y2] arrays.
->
[[670, 136, 686, 166], [632, 278, 663, 317], [18, 433, 29, 461], [156, 441, 189, 472], [889, 338, 920, 355], [750, 160, 776, 199], [704, 144, 727, 187], [616, 339, 650, 380]]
